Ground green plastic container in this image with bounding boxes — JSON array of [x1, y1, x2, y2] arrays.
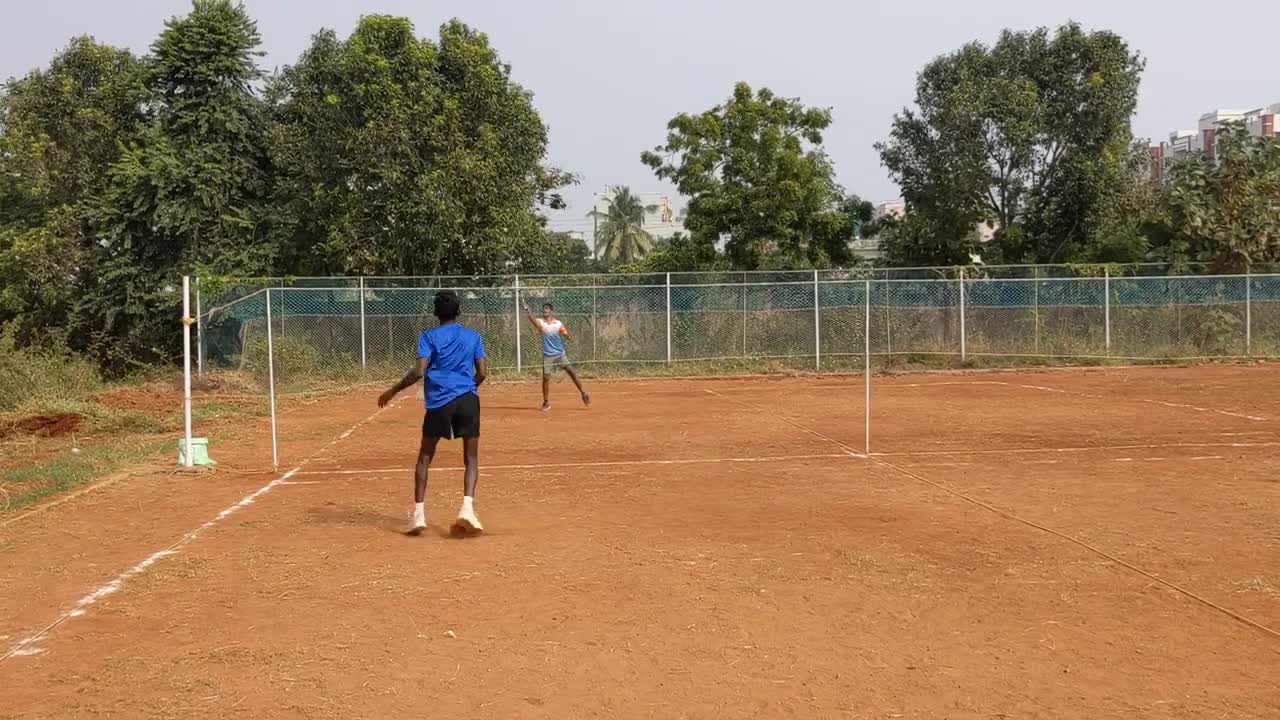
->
[[177, 437, 216, 466]]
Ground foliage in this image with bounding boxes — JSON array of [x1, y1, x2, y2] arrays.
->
[[642, 82, 850, 269], [1159, 124, 1280, 271], [588, 186, 655, 263], [0, 328, 101, 412], [0, 36, 148, 349], [878, 23, 1145, 265], [267, 16, 565, 276], [616, 233, 725, 273]]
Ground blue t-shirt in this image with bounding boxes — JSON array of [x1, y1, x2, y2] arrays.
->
[[416, 323, 486, 410]]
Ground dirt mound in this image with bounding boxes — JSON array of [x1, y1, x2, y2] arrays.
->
[[0, 412, 83, 439], [94, 384, 179, 414]]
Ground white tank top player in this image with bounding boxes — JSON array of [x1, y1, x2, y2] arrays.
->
[[525, 301, 591, 411]]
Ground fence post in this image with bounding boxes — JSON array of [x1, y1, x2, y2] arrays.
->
[[265, 288, 279, 468], [194, 277, 204, 378], [883, 278, 892, 357], [741, 275, 748, 357], [958, 268, 967, 362], [864, 278, 871, 455], [1104, 268, 1111, 354], [665, 272, 672, 364], [182, 276, 194, 469], [358, 276, 367, 369], [1245, 267, 1252, 355], [813, 269, 821, 369], [592, 284, 598, 360], [514, 275, 523, 373], [1033, 268, 1040, 356]]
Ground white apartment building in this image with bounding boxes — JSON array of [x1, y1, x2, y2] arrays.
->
[[590, 186, 683, 242], [1150, 102, 1280, 180]]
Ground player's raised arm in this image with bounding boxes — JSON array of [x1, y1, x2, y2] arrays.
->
[[523, 303, 542, 328], [379, 356, 428, 407]]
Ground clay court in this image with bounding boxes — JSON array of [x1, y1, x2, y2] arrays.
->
[[2, 364, 1279, 718]]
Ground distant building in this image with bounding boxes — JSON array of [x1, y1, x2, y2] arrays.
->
[[590, 186, 683, 242], [1150, 102, 1280, 180]]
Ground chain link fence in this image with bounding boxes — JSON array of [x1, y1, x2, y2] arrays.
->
[[190, 269, 1280, 464]]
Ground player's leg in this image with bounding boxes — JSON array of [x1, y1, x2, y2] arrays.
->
[[541, 356, 552, 411], [451, 393, 483, 534], [409, 433, 439, 535], [564, 363, 590, 407]]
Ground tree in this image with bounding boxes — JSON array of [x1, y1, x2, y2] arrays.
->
[[1158, 124, 1280, 270], [878, 23, 1145, 265], [0, 36, 147, 348], [588, 186, 655, 263], [616, 232, 724, 273], [642, 82, 848, 269], [90, 0, 270, 369], [267, 16, 567, 276]]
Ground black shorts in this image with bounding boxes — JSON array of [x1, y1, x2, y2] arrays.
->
[[422, 392, 480, 439]]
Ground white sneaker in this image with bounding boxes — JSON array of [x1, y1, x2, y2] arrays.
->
[[452, 504, 483, 535], [407, 508, 427, 536]]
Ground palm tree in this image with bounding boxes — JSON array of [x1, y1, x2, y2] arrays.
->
[[588, 186, 657, 262]]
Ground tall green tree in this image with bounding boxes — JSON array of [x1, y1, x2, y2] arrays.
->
[[589, 186, 655, 263], [91, 0, 270, 369], [642, 82, 849, 269], [1158, 124, 1280, 270], [267, 16, 568, 276], [0, 36, 147, 348], [878, 23, 1145, 265]]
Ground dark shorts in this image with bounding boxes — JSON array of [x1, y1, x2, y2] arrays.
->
[[422, 392, 480, 439]]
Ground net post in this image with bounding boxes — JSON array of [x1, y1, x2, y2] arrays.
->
[[813, 269, 821, 370], [1104, 267, 1112, 354], [265, 288, 279, 468], [182, 276, 194, 469], [194, 277, 204, 378], [514, 275, 523, 373], [864, 278, 871, 455], [665, 272, 672, 364], [359, 276, 367, 369], [1245, 266, 1252, 355], [958, 267, 967, 362]]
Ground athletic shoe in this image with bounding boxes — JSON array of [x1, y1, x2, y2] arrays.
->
[[581, 392, 591, 407], [541, 401, 550, 412], [453, 505, 483, 535], [407, 508, 427, 536]]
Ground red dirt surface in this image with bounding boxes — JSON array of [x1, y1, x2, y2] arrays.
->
[[2, 365, 1279, 718], [94, 383, 181, 415], [0, 413, 82, 440]]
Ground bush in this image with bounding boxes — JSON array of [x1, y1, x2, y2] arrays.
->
[[0, 329, 101, 412]]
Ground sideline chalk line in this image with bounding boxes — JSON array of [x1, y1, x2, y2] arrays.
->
[[290, 452, 854, 478], [1, 401, 398, 663]]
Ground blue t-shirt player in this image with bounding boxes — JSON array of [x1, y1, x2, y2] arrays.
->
[[378, 290, 487, 537]]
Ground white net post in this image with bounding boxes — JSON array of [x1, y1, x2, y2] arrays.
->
[[1245, 267, 1253, 355], [359, 276, 367, 369], [514, 275, 523, 373], [665, 273, 672, 364], [864, 278, 871, 455], [182, 276, 194, 469], [813, 270, 821, 370], [1104, 268, 1112, 354], [265, 288, 279, 468], [958, 268, 967, 362], [194, 277, 204, 378]]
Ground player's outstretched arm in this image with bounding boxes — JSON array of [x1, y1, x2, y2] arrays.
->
[[379, 357, 428, 407]]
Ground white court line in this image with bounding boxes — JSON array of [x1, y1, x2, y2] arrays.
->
[[1, 401, 398, 663], [1002, 382, 1269, 422], [291, 452, 854, 478], [871, 441, 1280, 458]]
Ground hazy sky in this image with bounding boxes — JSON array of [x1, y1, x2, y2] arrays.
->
[[4, 0, 1277, 235]]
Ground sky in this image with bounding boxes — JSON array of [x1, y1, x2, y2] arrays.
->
[[3, 0, 1277, 237]]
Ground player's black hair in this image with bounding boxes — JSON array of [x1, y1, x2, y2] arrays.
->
[[542, 302, 554, 311], [434, 291, 461, 322]]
